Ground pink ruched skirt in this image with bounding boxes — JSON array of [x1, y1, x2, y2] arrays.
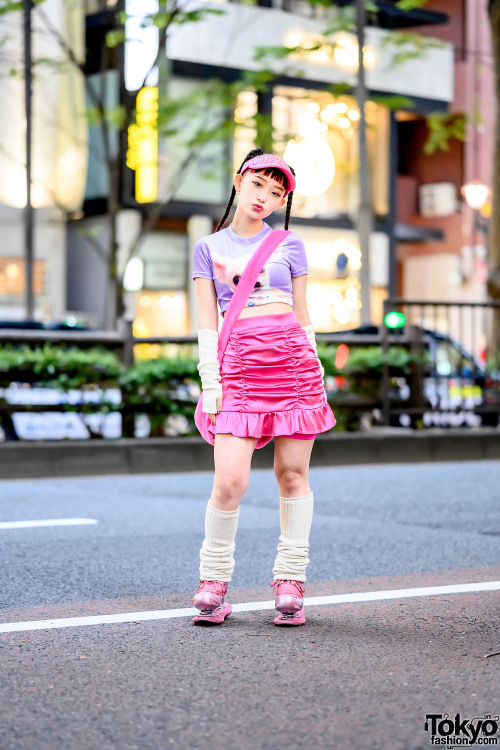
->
[[205, 311, 336, 449]]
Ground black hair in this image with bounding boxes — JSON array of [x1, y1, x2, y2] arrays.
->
[[216, 148, 295, 232]]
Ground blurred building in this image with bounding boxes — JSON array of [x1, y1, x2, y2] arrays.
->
[[395, 0, 494, 315], [0, 1, 494, 331], [62, 0, 457, 334], [0, 0, 87, 323]]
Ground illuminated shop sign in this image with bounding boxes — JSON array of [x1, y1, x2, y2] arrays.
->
[[126, 86, 158, 203]]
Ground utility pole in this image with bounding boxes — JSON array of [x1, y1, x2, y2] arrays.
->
[[24, 0, 34, 320], [355, 0, 373, 324]]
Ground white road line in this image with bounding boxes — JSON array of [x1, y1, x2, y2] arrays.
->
[[0, 518, 98, 530], [1, 580, 499, 634]]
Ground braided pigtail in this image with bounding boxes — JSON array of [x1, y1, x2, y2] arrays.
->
[[215, 148, 265, 232], [284, 165, 295, 230], [215, 186, 236, 232]]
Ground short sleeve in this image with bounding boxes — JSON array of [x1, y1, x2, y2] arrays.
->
[[192, 239, 214, 281], [287, 233, 308, 276]]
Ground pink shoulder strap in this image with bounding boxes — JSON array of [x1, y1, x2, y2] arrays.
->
[[217, 228, 290, 360]]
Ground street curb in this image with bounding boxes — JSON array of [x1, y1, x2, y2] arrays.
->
[[0, 429, 499, 479]]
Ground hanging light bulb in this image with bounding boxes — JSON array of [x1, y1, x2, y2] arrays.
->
[[284, 138, 335, 197], [462, 182, 489, 210]]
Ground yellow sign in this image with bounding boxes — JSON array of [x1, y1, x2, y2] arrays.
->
[[127, 87, 158, 203]]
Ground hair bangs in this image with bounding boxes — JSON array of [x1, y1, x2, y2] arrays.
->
[[253, 166, 288, 192]]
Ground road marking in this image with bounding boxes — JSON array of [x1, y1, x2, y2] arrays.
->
[[0, 580, 499, 634], [0, 518, 98, 530]]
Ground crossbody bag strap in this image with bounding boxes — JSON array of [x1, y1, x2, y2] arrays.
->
[[217, 228, 291, 361]]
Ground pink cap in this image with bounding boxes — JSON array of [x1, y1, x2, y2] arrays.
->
[[240, 153, 296, 195]]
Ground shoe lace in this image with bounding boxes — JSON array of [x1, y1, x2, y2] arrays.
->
[[196, 580, 226, 596], [270, 579, 305, 596]]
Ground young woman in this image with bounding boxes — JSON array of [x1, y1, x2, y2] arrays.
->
[[191, 148, 336, 626]]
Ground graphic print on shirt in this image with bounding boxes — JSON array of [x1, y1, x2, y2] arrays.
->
[[210, 244, 292, 304]]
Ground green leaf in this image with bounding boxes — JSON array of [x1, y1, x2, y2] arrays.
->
[[238, 69, 275, 92], [326, 82, 352, 97], [0, 1, 25, 14], [31, 57, 61, 68], [105, 29, 126, 49], [86, 106, 102, 127], [105, 104, 127, 129], [381, 30, 445, 67], [253, 45, 296, 62], [0, 0, 44, 12], [324, 7, 355, 34], [79, 222, 104, 240], [172, 7, 225, 24], [370, 94, 415, 109], [424, 111, 467, 155], [395, 0, 429, 10], [306, 0, 335, 6]]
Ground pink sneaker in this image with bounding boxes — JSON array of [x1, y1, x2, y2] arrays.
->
[[192, 580, 232, 625], [271, 579, 306, 626]]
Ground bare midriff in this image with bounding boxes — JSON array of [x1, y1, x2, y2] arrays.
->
[[223, 301, 293, 320]]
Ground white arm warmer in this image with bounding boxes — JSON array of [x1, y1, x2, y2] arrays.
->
[[303, 323, 325, 380], [197, 328, 222, 414]]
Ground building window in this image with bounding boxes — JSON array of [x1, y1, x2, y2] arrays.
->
[[0, 259, 45, 304], [134, 291, 188, 346], [132, 231, 189, 344], [272, 85, 389, 219], [138, 231, 187, 291], [84, 71, 119, 200], [159, 76, 227, 206], [297, 227, 388, 331], [233, 90, 258, 170], [233, 85, 389, 219], [232, 87, 390, 330]]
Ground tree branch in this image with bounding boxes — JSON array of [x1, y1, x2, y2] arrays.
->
[[34, 4, 113, 166]]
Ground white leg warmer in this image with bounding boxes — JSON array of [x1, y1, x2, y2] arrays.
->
[[199, 503, 240, 583], [272, 492, 314, 582]]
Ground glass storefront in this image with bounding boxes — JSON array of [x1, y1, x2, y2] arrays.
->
[[128, 83, 391, 336], [232, 85, 391, 331], [0, 258, 45, 311], [135, 291, 187, 334], [234, 85, 389, 220], [132, 230, 189, 354], [159, 77, 227, 206], [296, 227, 388, 331]]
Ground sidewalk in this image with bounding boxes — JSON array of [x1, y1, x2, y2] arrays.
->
[[0, 428, 498, 479]]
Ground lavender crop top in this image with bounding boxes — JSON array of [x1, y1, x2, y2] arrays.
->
[[191, 222, 308, 315]]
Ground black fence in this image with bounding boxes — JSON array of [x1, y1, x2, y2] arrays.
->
[[381, 299, 500, 429], [1, 300, 499, 439]]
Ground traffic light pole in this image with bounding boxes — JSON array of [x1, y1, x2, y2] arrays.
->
[[24, 0, 34, 320]]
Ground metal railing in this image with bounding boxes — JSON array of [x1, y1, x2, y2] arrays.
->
[[382, 299, 500, 429], [1, 301, 499, 436], [0, 325, 398, 438], [0, 324, 399, 361]]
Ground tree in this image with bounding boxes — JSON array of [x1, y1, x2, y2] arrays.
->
[[255, 0, 466, 322], [355, 0, 373, 325], [0, 0, 274, 328], [1, 0, 471, 328], [487, 0, 500, 298]]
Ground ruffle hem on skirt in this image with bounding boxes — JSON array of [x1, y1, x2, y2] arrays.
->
[[198, 311, 336, 449]]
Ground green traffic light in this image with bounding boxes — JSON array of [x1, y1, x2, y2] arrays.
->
[[384, 311, 406, 329]]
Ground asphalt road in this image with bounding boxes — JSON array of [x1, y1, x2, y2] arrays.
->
[[0, 460, 499, 750]]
